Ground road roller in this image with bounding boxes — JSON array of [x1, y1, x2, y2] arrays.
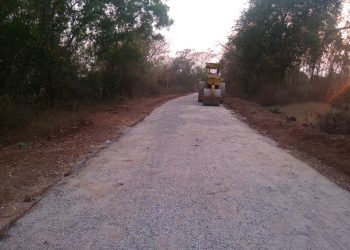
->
[[198, 63, 225, 106]]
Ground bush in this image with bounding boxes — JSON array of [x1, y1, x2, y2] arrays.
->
[[268, 106, 282, 114], [318, 110, 350, 134]]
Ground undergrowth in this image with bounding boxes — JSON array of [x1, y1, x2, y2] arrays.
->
[[318, 109, 350, 134], [0, 100, 119, 146]]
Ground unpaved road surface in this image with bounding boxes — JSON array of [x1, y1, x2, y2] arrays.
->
[[1, 94, 350, 249]]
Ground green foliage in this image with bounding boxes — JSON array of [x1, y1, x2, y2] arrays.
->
[[0, 0, 173, 109], [223, 0, 345, 98]]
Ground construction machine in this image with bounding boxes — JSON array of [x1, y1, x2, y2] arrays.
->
[[198, 63, 225, 106]]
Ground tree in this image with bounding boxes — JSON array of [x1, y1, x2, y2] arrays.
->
[[167, 49, 211, 91], [0, 0, 173, 109], [224, 0, 343, 96], [90, 0, 173, 97]]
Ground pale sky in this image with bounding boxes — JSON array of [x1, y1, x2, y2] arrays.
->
[[162, 0, 248, 55]]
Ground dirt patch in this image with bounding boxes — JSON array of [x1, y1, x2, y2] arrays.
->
[[225, 97, 350, 191], [0, 94, 182, 235], [270, 102, 335, 124]]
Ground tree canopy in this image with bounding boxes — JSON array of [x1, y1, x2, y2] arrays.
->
[[224, 0, 347, 98], [0, 0, 173, 108]]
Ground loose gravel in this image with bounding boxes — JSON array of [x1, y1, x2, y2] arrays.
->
[[1, 94, 350, 249]]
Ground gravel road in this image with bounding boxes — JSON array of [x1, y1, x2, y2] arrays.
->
[[1, 94, 350, 249]]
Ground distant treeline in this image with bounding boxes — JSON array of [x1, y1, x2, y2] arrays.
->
[[223, 0, 350, 106]]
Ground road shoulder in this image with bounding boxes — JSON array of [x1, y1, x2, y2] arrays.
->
[[0, 94, 183, 236], [224, 97, 350, 192]]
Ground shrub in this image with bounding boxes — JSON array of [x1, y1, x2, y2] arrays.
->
[[268, 106, 282, 114], [318, 110, 350, 134]]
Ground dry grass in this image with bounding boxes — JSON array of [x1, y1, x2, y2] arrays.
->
[[0, 101, 118, 146], [269, 102, 336, 124]]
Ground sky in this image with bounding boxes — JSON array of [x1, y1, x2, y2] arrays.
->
[[162, 0, 248, 56]]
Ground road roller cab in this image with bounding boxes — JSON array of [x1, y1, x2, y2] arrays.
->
[[198, 63, 225, 106]]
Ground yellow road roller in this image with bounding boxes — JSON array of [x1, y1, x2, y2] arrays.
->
[[198, 63, 225, 106]]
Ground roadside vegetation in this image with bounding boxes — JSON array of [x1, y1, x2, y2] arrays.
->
[[223, 0, 350, 134], [0, 0, 214, 145]]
